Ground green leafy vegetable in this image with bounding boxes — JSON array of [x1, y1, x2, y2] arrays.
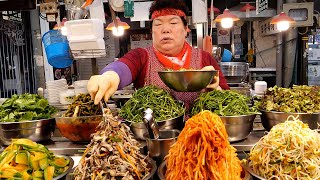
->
[[119, 86, 185, 122], [0, 94, 56, 122], [259, 85, 320, 113], [191, 90, 258, 116]]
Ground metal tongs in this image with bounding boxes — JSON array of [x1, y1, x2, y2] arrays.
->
[[99, 100, 108, 116], [143, 108, 160, 139]]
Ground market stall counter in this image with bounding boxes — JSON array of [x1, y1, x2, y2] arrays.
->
[[45, 129, 264, 157]]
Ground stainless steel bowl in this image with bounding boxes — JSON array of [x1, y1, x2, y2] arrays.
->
[[143, 129, 180, 165], [158, 70, 219, 92], [260, 110, 320, 131], [0, 118, 56, 145], [219, 62, 249, 84], [158, 161, 251, 180], [127, 114, 184, 140], [53, 155, 74, 180], [220, 114, 256, 142]]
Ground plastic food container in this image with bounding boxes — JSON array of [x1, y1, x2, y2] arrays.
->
[[74, 80, 89, 89], [254, 81, 267, 95], [74, 80, 89, 95], [69, 38, 105, 50], [65, 19, 104, 42], [59, 89, 75, 104]]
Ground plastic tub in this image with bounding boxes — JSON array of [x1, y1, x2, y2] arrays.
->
[[69, 39, 105, 51], [65, 19, 104, 42], [74, 80, 89, 89]]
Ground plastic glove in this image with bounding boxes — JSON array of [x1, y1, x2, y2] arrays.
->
[[201, 66, 221, 90], [87, 71, 120, 104]]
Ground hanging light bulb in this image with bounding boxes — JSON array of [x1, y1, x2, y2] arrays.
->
[[112, 26, 125, 36], [276, 21, 290, 31], [240, 3, 256, 18], [214, 9, 239, 29], [270, 12, 295, 32], [106, 17, 130, 36], [221, 18, 234, 28], [207, 5, 221, 15]]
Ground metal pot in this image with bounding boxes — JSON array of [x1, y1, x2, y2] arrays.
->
[[260, 110, 320, 131], [143, 130, 180, 165], [220, 114, 256, 142], [219, 62, 249, 84], [0, 118, 56, 145], [127, 114, 184, 140]]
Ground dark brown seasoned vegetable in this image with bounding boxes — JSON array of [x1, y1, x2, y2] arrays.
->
[[63, 94, 102, 117]]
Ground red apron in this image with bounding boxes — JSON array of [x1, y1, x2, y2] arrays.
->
[[144, 47, 202, 112]]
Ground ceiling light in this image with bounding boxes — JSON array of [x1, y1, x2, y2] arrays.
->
[[106, 17, 130, 36], [214, 9, 239, 29], [207, 5, 221, 14], [270, 12, 295, 31], [240, 3, 256, 18]]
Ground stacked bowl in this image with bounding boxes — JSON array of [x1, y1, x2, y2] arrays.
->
[[46, 79, 68, 104]]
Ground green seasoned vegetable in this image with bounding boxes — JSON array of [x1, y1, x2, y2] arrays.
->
[[63, 94, 102, 117], [119, 86, 185, 122], [0, 94, 56, 122], [191, 90, 258, 116], [259, 85, 320, 113]]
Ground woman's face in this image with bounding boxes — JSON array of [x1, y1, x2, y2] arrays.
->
[[152, 15, 188, 56]]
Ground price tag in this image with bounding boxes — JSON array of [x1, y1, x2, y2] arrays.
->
[[124, 0, 134, 17]]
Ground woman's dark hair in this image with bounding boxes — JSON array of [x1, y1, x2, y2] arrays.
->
[[149, 0, 188, 26]]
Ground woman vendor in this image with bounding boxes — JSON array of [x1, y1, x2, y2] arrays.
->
[[87, 0, 229, 110]]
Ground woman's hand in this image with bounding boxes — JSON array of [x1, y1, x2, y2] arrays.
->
[[87, 71, 120, 104], [201, 66, 222, 90]]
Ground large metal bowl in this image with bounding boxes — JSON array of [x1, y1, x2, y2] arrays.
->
[[126, 114, 184, 140], [220, 114, 256, 142], [158, 161, 251, 180], [260, 110, 320, 131], [0, 118, 56, 145], [158, 70, 218, 92]]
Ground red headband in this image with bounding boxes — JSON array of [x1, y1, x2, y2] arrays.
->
[[151, 8, 186, 20]]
